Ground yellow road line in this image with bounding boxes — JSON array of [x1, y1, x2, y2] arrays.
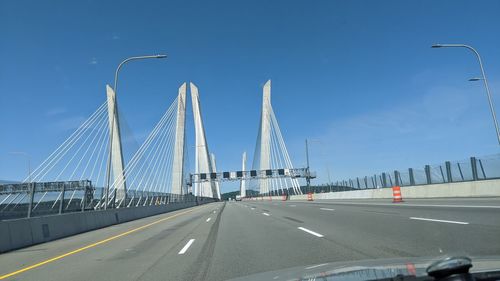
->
[[0, 207, 200, 280]]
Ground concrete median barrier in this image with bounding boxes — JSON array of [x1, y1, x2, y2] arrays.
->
[[0, 199, 215, 253], [7, 219, 33, 250]]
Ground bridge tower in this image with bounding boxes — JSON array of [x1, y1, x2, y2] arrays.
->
[[252, 80, 302, 196], [259, 80, 272, 195], [240, 151, 247, 197], [210, 153, 221, 200], [171, 83, 187, 195], [190, 82, 218, 198], [105, 85, 127, 202]]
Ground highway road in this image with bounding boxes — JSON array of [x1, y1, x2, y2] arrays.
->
[[0, 198, 500, 280]]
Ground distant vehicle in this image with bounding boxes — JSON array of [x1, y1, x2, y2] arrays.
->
[[235, 195, 242, 201]]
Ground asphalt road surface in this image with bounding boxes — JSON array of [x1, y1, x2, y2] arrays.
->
[[1, 198, 500, 281]]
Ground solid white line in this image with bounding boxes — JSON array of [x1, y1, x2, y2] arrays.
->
[[298, 227, 324, 237], [409, 217, 469, 225], [206, 217, 211, 222], [320, 208, 335, 211], [307, 201, 500, 209], [178, 239, 195, 254]]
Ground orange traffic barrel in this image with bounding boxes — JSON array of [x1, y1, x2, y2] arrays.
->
[[307, 192, 313, 201], [392, 186, 403, 203]]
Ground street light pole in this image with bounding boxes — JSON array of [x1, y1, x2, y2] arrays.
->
[[432, 44, 500, 145], [305, 139, 311, 193], [104, 54, 167, 209]]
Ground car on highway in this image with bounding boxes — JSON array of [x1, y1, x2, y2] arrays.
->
[[235, 195, 242, 201]]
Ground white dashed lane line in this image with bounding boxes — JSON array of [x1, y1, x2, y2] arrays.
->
[[306, 263, 328, 270], [297, 227, 324, 238], [320, 208, 335, 211], [178, 239, 195, 255], [262, 212, 270, 216], [409, 217, 469, 225], [206, 217, 211, 222]]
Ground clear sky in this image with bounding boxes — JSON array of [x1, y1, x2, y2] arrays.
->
[[1, 0, 500, 192]]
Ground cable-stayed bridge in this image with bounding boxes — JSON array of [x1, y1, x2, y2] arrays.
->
[[0, 80, 307, 219], [1, 80, 500, 281]]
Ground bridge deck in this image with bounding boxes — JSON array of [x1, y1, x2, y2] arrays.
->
[[0, 198, 499, 280]]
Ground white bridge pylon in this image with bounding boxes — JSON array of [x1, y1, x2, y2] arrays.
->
[[252, 80, 302, 196], [188, 80, 305, 197], [240, 152, 247, 198], [190, 83, 219, 199], [23, 81, 221, 211], [105, 82, 220, 203]]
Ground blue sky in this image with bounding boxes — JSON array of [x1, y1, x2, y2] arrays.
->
[[1, 0, 500, 192]]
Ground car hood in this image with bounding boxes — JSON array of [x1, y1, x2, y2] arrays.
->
[[226, 256, 500, 281]]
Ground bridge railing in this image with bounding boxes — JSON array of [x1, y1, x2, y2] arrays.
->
[[306, 153, 500, 193], [0, 180, 212, 221]]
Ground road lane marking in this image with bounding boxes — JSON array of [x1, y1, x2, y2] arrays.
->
[[262, 212, 270, 216], [206, 217, 211, 222], [178, 239, 195, 254], [0, 207, 202, 280], [289, 205, 296, 207], [306, 201, 500, 209], [306, 263, 328, 269], [409, 217, 469, 225], [297, 227, 324, 237], [213, 210, 216, 214], [320, 208, 335, 211], [251, 207, 255, 210]]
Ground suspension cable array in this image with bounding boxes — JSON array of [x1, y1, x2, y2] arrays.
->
[[101, 96, 182, 208], [22, 102, 110, 213]]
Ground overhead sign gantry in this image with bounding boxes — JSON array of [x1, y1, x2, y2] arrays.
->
[[188, 168, 315, 185]]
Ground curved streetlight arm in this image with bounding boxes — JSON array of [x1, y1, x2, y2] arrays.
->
[[113, 54, 167, 93], [432, 44, 500, 145]]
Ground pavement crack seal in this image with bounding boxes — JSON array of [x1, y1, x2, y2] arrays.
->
[[184, 202, 226, 281], [283, 216, 304, 223], [0, 206, 205, 280]]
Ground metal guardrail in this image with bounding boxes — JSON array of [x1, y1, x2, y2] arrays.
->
[[308, 154, 500, 193], [0, 180, 212, 221]]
